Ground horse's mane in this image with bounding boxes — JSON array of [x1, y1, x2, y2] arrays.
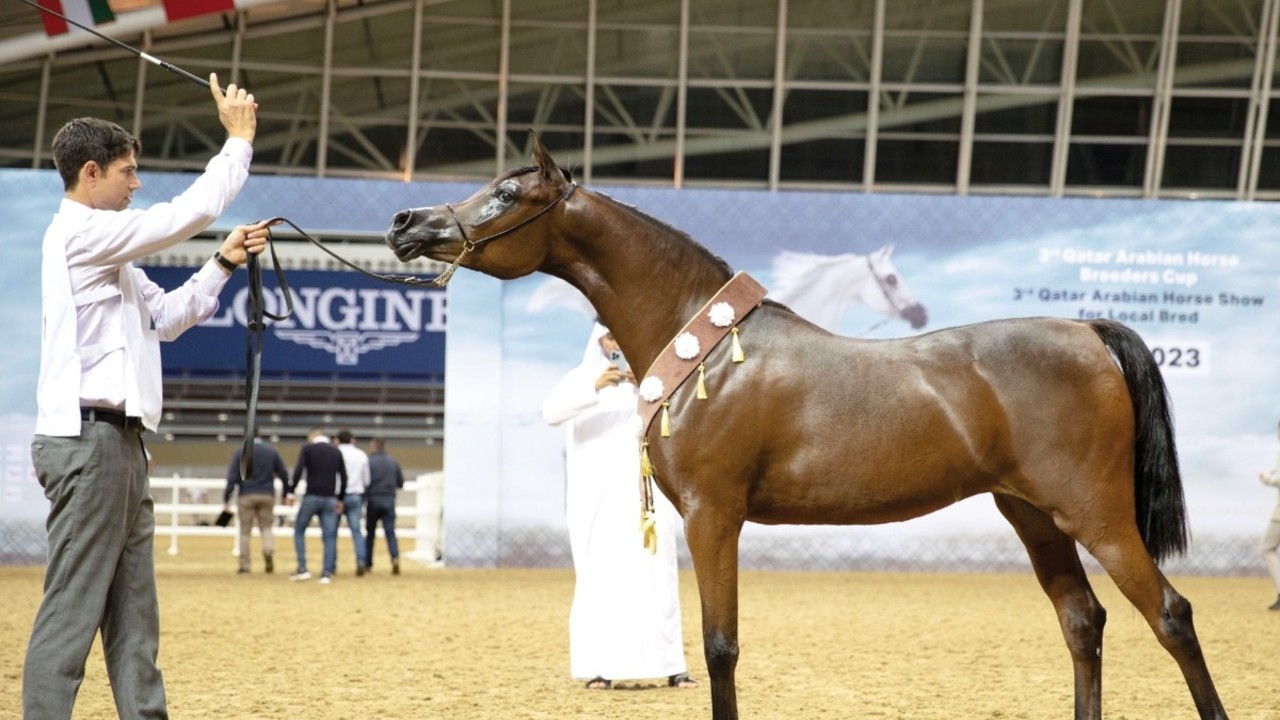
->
[[591, 189, 733, 278]]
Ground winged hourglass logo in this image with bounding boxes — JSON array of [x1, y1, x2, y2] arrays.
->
[[273, 330, 420, 365]]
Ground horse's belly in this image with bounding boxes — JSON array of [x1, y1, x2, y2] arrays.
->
[[747, 468, 990, 527]]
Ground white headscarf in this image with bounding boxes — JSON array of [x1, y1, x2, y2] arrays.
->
[[542, 320, 641, 437], [581, 321, 612, 368]]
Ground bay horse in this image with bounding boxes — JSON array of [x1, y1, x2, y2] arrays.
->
[[384, 136, 1227, 720]]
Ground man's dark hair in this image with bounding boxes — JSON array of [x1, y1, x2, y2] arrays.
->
[[337, 429, 354, 444], [51, 117, 141, 191]]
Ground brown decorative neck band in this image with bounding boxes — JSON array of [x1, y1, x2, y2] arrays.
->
[[635, 271, 767, 438]]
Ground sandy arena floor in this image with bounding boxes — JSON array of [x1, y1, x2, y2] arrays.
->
[[0, 536, 1275, 719]]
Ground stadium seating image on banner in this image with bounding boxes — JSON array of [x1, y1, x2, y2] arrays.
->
[[2, 167, 1278, 573]]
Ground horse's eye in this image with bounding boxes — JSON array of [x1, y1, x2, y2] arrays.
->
[[884, 274, 898, 287], [495, 189, 515, 203]]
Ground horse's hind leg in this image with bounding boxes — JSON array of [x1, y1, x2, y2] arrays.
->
[[1079, 521, 1228, 719], [994, 495, 1106, 720]]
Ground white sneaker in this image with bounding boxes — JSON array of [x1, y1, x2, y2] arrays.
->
[[289, 571, 312, 582], [318, 575, 332, 585]]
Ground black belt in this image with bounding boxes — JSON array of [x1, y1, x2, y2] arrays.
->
[[80, 407, 145, 432]]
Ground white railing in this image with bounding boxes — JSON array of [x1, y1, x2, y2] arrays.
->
[[151, 472, 444, 565]]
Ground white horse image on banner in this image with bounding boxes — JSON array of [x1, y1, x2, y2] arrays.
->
[[769, 243, 928, 336]]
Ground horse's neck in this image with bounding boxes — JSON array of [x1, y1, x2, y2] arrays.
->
[[551, 190, 731, 370]]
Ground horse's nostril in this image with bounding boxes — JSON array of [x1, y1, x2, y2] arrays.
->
[[392, 210, 414, 233]]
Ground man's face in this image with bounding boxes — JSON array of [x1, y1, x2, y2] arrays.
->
[[598, 331, 620, 357], [87, 151, 141, 211]]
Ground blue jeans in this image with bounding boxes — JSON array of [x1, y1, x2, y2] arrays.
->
[[340, 493, 368, 568], [365, 494, 399, 565], [294, 495, 338, 577]]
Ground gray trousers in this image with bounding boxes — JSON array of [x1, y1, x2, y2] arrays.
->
[[24, 421, 168, 720]]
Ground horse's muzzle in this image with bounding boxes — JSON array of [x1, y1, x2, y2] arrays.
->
[[387, 208, 453, 262], [385, 233, 422, 262], [901, 303, 928, 329]]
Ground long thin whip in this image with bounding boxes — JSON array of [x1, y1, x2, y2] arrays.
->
[[14, 0, 237, 94]]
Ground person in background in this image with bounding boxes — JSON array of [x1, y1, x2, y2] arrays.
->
[[541, 322, 697, 690], [335, 428, 370, 576], [1259, 420, 1280, 610], [365, 436, 405, 575], [224, 433, 289, 574], [25, 74, 263, 720], [287, 427, 347, 584]]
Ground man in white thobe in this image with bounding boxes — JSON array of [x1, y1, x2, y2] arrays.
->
[[542, 322, 697, 689]]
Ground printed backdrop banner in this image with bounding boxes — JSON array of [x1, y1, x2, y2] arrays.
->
[[444, 188, 1280, 568], [141, 267, 446, 378], [3, 166, 1279, 570], [0, 167, 469, 560]]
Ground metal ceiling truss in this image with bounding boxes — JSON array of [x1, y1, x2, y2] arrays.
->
[[0, 0, 1277, 199]]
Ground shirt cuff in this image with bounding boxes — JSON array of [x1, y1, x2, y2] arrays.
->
[[193, 259, 232, 297], [220, 137, 253, 166]]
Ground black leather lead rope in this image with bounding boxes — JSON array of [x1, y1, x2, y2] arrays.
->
[[239, 225, 293, 482], [236, 218, 439, 481], [234, 189, 575, 479]]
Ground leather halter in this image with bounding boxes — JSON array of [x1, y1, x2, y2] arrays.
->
[[859, 254, 908, 335], [435, 181, 578, 286]]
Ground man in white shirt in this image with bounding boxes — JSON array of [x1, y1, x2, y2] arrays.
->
[[24, 74, 268, 720], [335, 428, 372, 575]]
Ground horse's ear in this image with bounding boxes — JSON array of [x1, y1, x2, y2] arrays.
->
[[878, 242, 896, 256], [529, 131, 560, 182]]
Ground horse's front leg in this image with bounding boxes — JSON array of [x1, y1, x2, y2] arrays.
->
[[684, 507, 745, 720]]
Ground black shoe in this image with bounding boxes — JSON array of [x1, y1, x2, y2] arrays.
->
[[237, 567, 250, 575], [264, 555, 274, 574], [356, 565, 367, 577], [1269, 594, 1280, 611], [392, 558, 400, 575]]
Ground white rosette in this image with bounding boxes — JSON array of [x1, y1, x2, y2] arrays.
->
[[674, 331, 701, 360], [708, 301, 735, 328], [638, 376, 665, 403]]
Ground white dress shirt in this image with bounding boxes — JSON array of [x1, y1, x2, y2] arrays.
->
[[338, 444, 371, 495], [36, 138, 252, 436]]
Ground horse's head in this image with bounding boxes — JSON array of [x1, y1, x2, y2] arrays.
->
[[385, 134, 575, 281], [864, 244, 928, 329]]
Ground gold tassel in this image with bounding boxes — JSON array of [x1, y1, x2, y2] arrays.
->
[[660, 402, 671, 437], [731, 326, 745, 363], [640, 442, 654, 477], [641, 510, 658, 555], [696, 363, 707, 399]]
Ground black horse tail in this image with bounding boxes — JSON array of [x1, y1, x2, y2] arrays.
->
[[1089, 319, 1189, 563]]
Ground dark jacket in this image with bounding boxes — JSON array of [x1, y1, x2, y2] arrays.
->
[[225, 439, 289, 503], [290, 440, 348, 498], [366, 450, 405, 498]]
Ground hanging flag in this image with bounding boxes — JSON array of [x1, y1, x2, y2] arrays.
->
[[161, 0, 237, 22], [39, 0, 116, 37]]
